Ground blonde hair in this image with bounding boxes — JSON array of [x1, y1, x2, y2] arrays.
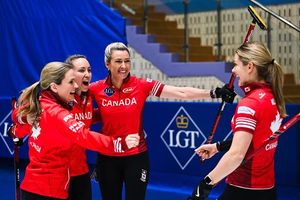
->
[[18, 62, 73, 124], [236, 42, 286, 116], [65, 54, 87, 65], [104, 42, 130, 63]]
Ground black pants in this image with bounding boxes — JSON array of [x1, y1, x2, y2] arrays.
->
[[219, 184, 277, 200], [96, 151, 149, 200], [22, 190, 66, 200], [68, 173, 92, 200]]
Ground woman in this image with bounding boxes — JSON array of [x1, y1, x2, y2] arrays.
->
[[89, 42, 236, 200], [13, 61, 139, 200], [188, 42, 286, 200], [65, 55, 95, 200]]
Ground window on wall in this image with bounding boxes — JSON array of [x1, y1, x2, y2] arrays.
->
[[284, 46, 287, 53], [279, 46, 281, 53], [279, 34, 281, 41]]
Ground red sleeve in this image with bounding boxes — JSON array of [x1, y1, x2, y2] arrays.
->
[[54, 106, 129, 154], [14, 123, 32, 138], [11, 106, 31, 138], [140, 78, 165, 97], [91, 107, 101, 124], [232, 99, 258, 134]]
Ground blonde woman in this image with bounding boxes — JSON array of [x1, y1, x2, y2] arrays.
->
[[188, 42, 286, 200]]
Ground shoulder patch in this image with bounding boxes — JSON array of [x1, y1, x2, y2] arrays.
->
[[237, 106, 255, 116], [146, 78, 153, 83]]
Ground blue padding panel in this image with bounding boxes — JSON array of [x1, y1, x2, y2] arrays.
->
[[0, 0, 126, 100]]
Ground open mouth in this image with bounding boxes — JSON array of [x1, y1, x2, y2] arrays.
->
[[82, 80, 89, 86]]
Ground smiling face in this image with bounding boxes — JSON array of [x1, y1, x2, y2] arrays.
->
[[106, 50, 131, 84], [50, 69, 78, 102], [71, 57, 92, 93], [232, 53, 256, 87]]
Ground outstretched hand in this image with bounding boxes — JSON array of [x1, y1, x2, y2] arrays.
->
[[125, 133, 140, 149], [212, 84, 236, 103], [195, 143, 218, 161]]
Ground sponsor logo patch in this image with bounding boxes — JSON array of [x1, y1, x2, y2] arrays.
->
[[104, 87, 115, 97], [122, 87, 134, 93], [237, 106, 255, 116]]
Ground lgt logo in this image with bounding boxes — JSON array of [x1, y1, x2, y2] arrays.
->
[[0, 110, 28, 155], [161, 106, 206, 170], [0, 110, 15, 155]]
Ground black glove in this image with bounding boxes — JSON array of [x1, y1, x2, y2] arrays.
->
[[210, 84, 236, 103], [187, 177, 214, 200]]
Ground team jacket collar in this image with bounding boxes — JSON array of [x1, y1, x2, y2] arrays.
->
[[241, 82, 271, 95], [104, 73, 131, 88], [41, 90, 73, 110]]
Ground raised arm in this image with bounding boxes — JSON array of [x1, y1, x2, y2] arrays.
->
[[160, 84, 236, 103]]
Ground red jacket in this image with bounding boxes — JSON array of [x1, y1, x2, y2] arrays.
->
[[13, 90, 128, 199], [89, 75, 164, 156], [227, 83, 282, 189], [69, 93, 95, 177]]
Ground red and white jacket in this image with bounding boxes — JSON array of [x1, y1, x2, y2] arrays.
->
[[89, 75, 165, 156], [227, 83, 283, 189], [12, 90, 128, 199], [69, 93, 99, 177]]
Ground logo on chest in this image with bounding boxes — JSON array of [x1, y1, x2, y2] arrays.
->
[[122, 87, 134, 93], [104, 87, 115, 97]]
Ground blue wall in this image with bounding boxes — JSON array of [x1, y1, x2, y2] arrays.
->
[[0, 0, 127, 100]]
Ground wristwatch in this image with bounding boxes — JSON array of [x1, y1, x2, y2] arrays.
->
[[204, 176, 213, 185]]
